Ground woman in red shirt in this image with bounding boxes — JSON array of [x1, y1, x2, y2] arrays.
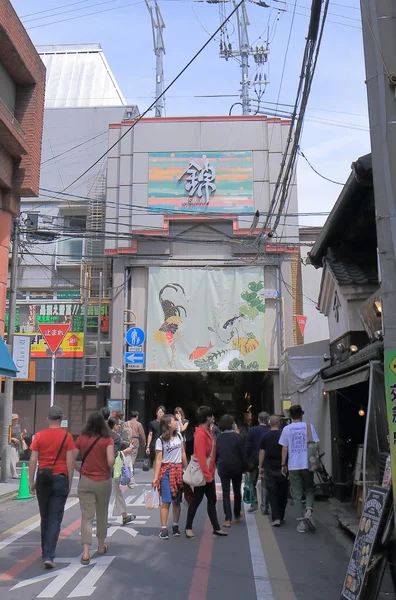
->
[[74, 411, 115, 565], [185, 406, 228, 539]]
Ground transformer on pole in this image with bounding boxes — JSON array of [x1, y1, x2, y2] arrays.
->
[[146, 0, 166, 118]]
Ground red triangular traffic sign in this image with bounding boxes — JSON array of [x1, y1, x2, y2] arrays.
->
[[38, 324, 71, 354], [295, 315, 307, 337]]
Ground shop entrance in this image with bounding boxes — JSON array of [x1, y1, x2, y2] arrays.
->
[[127, 371, 276, 432]]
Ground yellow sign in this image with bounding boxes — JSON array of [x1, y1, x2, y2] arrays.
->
[[390, 357, 396, 376]]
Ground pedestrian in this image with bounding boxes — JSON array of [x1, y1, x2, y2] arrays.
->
[[74, 411, 115, 565], [124, 411, 146, 487], [152, 414, 187, 540], [185, 406, 228, 539], [10, 413, 22, 479], [279, 404, 319, 533], [174, 407, 190, 437], [246, 411, 270, 514], [28, 406, 75, 569], [146, 405, 166, 468], [107, 417, 136, 525], [101, 407, 110, 421], [216, 414, 247, 528], [259, 415, 288, 527]]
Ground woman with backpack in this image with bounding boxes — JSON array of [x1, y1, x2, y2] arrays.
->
[[74, 411, 115, 565], [152, 414, 187, 540]]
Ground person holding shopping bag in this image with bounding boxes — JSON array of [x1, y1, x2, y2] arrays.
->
[[184, 406, 228, 539], [74, 412, 115, 565], [152, 414, 187, 540], [107, 418, 135, 525]]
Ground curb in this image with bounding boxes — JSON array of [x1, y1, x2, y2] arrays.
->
[[0, 489, 18, 504]]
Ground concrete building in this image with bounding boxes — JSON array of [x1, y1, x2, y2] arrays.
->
[[0, 1, 45, 335], [105, 115, 302, 426], [10, 44, 138, 433]]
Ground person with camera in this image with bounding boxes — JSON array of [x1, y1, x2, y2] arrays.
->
[[28, 406, 75, 570]]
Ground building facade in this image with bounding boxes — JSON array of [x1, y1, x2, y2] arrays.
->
[[9, 45, 138, 433], [0, 1, 45, 334], [105, 115, 301, 428]]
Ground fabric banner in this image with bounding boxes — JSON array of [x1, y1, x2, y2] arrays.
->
[[146, 267, 268, 371]]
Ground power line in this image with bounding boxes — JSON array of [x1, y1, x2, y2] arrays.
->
[[298, 148, 345, 186]]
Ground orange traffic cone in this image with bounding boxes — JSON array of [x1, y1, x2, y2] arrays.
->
[[13, 463, 33, 501]]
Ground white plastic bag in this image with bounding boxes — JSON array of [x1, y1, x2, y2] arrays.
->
[[144, 489, 154, 509], [153, 488, 160, 508]]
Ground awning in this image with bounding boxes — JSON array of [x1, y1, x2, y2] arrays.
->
[[323, 365, 370, 392], [0, 336, 17, 377]]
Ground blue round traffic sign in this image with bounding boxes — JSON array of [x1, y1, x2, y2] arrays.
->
[[125, 327, 145, 347]]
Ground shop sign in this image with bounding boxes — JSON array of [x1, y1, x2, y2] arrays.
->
[[341, 486, 390, 600], [57, 290, 81, 300], [384, 348, 396, 508], [148, 151, 253, 214], [12, 335, 30, 379]]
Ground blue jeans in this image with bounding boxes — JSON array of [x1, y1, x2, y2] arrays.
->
[[36, 474, 69, 561]]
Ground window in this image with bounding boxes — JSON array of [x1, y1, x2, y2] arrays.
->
[[56, 215, 86, 265], [0, 60, 16, 115]]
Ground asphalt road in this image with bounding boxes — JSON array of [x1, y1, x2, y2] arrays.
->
[[0, 471, 353, 600]]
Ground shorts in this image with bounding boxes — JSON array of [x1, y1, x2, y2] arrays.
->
[[160, 471, 182, 504]]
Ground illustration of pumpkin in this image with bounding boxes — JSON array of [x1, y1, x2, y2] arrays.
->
[[232, 332, 260, 355]]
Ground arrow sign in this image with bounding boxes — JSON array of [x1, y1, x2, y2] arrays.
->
[[38, 324, 71, 354], [125, 352, 144, 365]]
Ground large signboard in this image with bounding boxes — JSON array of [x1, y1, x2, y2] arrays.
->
[[146, 267, 267, 372], [6, 303, 109, 358], [148, 151, 253, 213], [341, 486, 390, 600]]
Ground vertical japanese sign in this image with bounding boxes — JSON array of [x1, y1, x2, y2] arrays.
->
[[384, 349, 396, 500]]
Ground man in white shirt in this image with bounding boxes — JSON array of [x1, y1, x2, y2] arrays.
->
[[279, 405, 319, 534]]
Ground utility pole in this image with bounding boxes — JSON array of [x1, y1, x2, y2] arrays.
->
[[0, 218, 19, 482], [236, 0, 250, 115], [146, 0, 166, 118], [360, 0, 396, 524]]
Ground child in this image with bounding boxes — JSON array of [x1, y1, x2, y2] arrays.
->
[[152, 414, 187, 539]]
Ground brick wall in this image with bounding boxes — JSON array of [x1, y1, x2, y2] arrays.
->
[[0, 0, 46, 206]]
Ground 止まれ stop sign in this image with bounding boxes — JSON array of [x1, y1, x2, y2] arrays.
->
[[38, 324, 71, 354]]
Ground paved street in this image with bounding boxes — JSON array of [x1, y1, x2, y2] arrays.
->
[[0, 470, 352, 600]]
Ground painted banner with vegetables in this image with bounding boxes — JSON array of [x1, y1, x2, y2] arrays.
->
[[146, 267, 268, 371]]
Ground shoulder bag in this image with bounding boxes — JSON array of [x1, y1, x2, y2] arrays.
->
[[36, 432, 69, 486], [183, 437, 214, 488], [307, 423, 320, 472]]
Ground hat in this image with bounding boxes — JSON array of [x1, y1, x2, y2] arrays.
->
[[289, 404, 305, 419], [11, 413, 19, 420], [48, 405, 63, 421]]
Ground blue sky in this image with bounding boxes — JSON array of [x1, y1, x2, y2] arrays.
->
[[13, 0, 369, 226]]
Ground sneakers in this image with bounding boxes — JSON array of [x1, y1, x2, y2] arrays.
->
[[248, 506, 258, 513], [159, 529, 169, 540], [297, 522, 307, 533], [172, 525, 181, 537], [122, 515, 136, 526], [43, 560, 56, 569], [304, 512, 316, 532], [271, 520, 281, 527]]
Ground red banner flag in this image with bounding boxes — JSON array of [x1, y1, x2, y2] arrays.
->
[[38, 324, 71, 354], [295, 315, 307, 337]]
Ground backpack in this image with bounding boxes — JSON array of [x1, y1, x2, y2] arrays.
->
[[122, 422, 133, 443]]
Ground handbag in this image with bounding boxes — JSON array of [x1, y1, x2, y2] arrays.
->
[[307, 423, 320, 472], [114, 454, 122, 480], [183, 438, 214, 488], [120, 452, 132, 486], [142, 458, 151, 472], [243, 473, 254, 504], [21, 437, 28, 452], [37, 432, 68, 486]]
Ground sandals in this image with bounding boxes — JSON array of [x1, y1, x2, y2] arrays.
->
[[81, 556, 90, 565], [97, 544, 108, 556]]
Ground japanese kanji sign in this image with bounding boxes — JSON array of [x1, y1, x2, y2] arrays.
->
[[148, 151, 253, 214], [38, 324, 71, 354], [384, 349, 396, 502]]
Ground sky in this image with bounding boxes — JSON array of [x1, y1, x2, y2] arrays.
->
[[12, 0, 370, 228]]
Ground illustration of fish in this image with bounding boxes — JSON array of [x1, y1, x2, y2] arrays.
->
[[223, 315, 241, 329], [189, 342, 214, 361]]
